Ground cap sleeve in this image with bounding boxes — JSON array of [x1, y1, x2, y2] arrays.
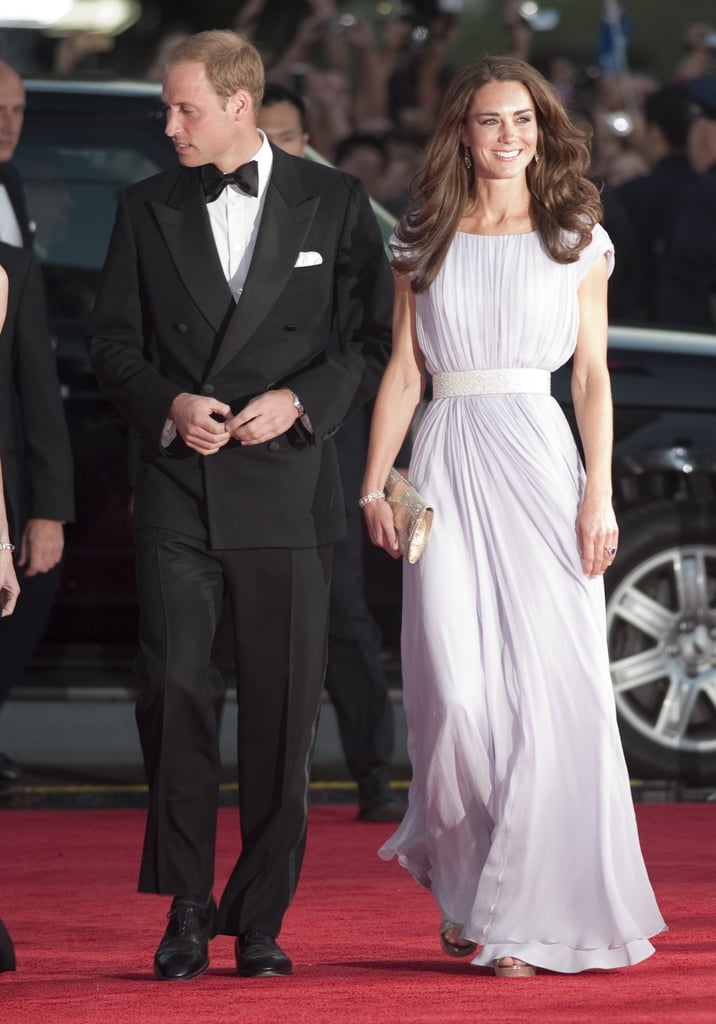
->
[[577, 222, 615, 283], [389, 230, 405, 260]]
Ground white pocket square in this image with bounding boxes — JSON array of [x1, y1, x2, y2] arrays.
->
[[294, 251, 323, 268]]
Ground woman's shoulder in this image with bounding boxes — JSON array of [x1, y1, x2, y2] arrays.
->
[[559, 220, 615, 281], [580, 222, 615, 279]]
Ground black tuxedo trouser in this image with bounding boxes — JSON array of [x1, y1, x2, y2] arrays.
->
[[0, 916, 15, 972], [133, 527, 331, 938]]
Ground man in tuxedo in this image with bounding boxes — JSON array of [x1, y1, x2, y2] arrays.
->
[[258, 83, 405, 823], [87, 31, 392, 981]]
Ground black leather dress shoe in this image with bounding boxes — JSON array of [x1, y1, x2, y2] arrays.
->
[[0, 918, 16, 973], [357, 767, 407, 823], [153, 896, 217, 981], [0, 753, 22, 787], [236, 930, 293, 977]]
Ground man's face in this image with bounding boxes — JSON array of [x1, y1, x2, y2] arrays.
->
[[257, 100, 307, 157], [162, 61, 244, 171], [0, 66, 26, 163]]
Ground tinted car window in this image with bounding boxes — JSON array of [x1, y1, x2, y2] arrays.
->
[[16, 82, 174, 327]]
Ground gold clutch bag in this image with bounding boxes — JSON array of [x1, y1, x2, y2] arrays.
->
[[384, 468, 434, 564]]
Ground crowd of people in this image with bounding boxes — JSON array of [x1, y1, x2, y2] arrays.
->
[[0, 0, 713, 984], [5, 1, 715, 327]]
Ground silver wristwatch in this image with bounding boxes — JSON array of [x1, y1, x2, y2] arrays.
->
[[292, 392, 305, 417]]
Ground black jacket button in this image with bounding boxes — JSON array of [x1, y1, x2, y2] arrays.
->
[[174, 323, 188, 333], [268, 441, 280, 452], [284, 324, 297, 332], [201, 383, 215, 395]]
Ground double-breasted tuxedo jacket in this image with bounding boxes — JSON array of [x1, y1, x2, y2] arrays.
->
[[87, 145, 393, 547]]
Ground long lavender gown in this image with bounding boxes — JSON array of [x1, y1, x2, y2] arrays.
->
[[380, 225, 666, 972]]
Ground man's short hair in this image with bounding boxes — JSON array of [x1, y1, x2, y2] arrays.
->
[[262, 82, 308, 134], [165, 29, 264, 112], [334, 133, 389, 173], [685, 76, 716, 123], [645, 85, 695, 150]]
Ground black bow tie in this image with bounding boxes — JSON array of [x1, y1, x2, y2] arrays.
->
[[200, 160, 259, 202]]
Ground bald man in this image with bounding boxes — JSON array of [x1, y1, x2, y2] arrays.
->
[[0, 60, 74, 789], [0, 61, 33, 248]]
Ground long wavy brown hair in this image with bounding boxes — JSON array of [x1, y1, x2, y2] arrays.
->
[[394, 55, 603, 292]]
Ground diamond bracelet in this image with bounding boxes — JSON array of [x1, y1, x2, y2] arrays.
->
[[358, 490, 385, 509], [0, 541, 15, 552]]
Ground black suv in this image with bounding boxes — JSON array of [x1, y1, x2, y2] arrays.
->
[[14, 79, 716, 785]]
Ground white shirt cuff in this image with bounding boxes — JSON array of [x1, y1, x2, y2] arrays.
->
[[161, 419, 177, 448]]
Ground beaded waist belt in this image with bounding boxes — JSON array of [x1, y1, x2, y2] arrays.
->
[[431, 368, 551, 398]]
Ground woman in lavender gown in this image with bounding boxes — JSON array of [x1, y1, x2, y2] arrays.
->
[[359, 56, 665, 976]]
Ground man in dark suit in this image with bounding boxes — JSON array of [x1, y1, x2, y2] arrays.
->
[[0, 241, 74, 785], [615, 84, 697, 322], [258, 83, 405, 823], [0, 59, 72, 790], [659, 76, 716, 328], [87, 31, 392, 982]]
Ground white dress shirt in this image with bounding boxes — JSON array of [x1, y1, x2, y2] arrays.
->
[[205, 130, 273, 301], [0, 186, 23, 246]]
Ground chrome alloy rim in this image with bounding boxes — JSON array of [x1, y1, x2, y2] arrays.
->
[[607, 545, 716, 754]]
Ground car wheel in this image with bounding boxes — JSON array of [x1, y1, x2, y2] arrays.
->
[[605, 501, 716, 785]]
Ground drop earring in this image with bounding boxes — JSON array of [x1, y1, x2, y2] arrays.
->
[[534, 152, 540, 164], [463, 145, 472, 170]]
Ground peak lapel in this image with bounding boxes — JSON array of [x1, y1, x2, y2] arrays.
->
[[149, 170, 234, 333]]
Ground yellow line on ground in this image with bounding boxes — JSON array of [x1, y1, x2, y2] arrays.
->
[[6, 780, 410, 796]]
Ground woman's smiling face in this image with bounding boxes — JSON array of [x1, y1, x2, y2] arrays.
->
[[461, 80, 539, 181]]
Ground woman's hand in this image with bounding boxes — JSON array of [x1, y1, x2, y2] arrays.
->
[[0, 550, 20, 616], [363, 498, 401, 559], [576, 491, 619, 578]]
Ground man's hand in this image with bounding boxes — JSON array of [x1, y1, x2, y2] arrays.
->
[[170, 393, 233, 455], [18, 519, 64, 577], [226, 390, 300, 446]]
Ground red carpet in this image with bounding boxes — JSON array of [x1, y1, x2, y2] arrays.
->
[[0, 803, 713, 1024]]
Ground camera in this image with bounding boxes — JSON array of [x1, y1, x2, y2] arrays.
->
[[398, 0, 463, 49]]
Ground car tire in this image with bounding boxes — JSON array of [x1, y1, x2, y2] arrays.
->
[[605, 501, 716, 785]]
